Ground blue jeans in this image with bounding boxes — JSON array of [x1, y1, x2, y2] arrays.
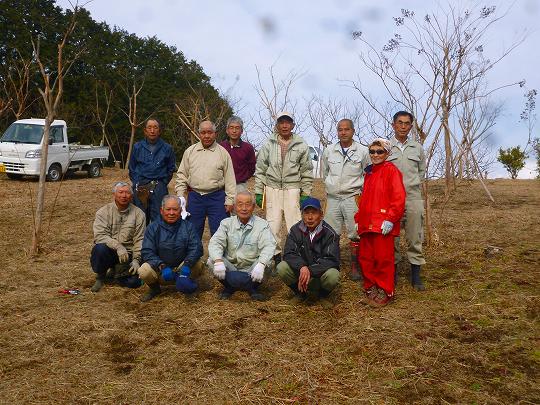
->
[[187, 189, 229, 240], [132, 181, 168, 224], [90, 243, 141, 288]]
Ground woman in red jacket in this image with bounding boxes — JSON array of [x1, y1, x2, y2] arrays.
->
[[354, 138, 406, 306]]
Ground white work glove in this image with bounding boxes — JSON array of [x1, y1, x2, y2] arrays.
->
[[116, 244, 129, 263], [213, 261, 226, 280], [381, 220, 394, 235], [128, 259, 140, 275], [251, 263, 265, 283], [179, 196, 190, 220]]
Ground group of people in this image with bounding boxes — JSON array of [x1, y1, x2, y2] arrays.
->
[[89, 110, 426, 307]]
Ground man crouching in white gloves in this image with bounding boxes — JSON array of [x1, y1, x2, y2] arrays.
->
[[207, 191, 276, 301]]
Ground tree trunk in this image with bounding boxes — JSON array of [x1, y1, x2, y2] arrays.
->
[[31, 115, 52, 255], [125, 124, 136, 169]]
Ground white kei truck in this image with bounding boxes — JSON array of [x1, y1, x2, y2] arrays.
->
[[0, 119, 109, 181]]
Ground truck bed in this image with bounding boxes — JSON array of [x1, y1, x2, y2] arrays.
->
[[68, 144, 109, 161]]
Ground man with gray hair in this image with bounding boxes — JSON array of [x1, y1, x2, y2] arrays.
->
[[175, 120, 236, 240], [254, 111, 313, 265], [208, 191, 276, 301], [90, 181, 146, 292], [321, 118, 370, 281], [138, 195, 203, 302], [219, 116, 256, 192]]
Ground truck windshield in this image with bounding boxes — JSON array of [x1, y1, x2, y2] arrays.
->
[[1, 123, 43, 144]]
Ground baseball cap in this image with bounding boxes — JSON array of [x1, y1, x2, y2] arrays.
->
[[301, 197, 322, 211], [276, 111, 294, 122]]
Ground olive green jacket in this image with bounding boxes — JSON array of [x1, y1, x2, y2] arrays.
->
[[254, 133, 313, 195]]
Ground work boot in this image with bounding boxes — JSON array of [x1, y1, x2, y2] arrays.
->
[[410, 264, 426, 291], [91, 274, 106, 292], [140, 283, 161, 302], [349, 241, 362, 282]]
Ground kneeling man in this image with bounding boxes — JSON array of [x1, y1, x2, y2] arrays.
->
[[208, 191, 276, 301], [138, 195, 203, 302], [91, 182, 146, 292], [276, 197, 340, 308]]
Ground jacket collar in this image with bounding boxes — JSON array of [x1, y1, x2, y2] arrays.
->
[[195, 141, 218, 151], [142, 138, 164, 151], [223, 139, 243, 148], [233, 215, 254, 230], [299, 220, 323, 238]]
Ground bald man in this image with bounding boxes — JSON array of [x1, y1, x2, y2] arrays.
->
[[175, 120, 236, 240]]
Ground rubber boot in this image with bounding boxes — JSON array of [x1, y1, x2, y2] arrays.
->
[[140, 283, 162, 302], [410, 264, 425, 291], [349, 241, 362, 282], [91, 273, 106, 292]]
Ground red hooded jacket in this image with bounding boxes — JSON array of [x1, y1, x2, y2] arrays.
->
[[354, 161, 406, 237]]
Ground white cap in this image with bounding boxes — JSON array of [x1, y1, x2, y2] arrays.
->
[[276, 111, 294, 122]]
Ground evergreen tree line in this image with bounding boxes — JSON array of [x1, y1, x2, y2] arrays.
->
[[0, 0, 232, 165]]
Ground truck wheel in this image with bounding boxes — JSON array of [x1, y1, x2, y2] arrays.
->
[[87, 160, 101, 178], [6, 173, 23, 180], [47, 164, 62, 182]]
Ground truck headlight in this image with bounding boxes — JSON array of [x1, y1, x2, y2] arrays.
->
[[25, 149, 42, 158]]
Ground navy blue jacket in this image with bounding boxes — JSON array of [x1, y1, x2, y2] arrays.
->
[[141, 217, 202, 269], [128, 138, 176, 185]]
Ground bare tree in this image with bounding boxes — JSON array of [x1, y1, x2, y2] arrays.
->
[[6, 50, 34, 120], [93, 81, 117, 161], [174, 83, 233, 145], [351, 3, 525, 196], [121, 75, 145, 167], [30, 7, 83, 256], [252, 63, 307, 137]]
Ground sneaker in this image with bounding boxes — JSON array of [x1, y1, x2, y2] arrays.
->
[[362, 285, 378, 301], [250, 291, 267, 302], [219, 290, 233, 300], [369, 288, 393, 307]]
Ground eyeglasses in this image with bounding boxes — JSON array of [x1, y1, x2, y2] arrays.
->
[[369, 149, 387, 155]]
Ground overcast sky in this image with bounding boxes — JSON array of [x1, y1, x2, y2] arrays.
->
[[58, 0, 539, 178]]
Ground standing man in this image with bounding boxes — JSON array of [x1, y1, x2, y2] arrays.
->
[[276, 197, 340, 309], [175, 120, 236, 240], [128, 118, 176, 224], [90, 182, 146, 292], [220, 116, 256, 192], [388, 111, 427, 291], [322, 118, 370, 281], [138, 195, 203, 302], [254, 111, 313, 263], [208, 191, 276, 301]]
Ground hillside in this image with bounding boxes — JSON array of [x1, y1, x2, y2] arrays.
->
[[0, 170, 538, 404]]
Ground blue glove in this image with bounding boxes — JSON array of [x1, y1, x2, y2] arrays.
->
[[176, 275, 198, 294], [179, 265, 191, 277], [381, 220, 394, 235], [161, 266, 175, 281]]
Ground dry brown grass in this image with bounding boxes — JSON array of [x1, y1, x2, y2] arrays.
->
[[0, 169, 538, 404]]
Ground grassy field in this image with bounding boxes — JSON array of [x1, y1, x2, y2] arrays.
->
[[0, 168, 538, 404]]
